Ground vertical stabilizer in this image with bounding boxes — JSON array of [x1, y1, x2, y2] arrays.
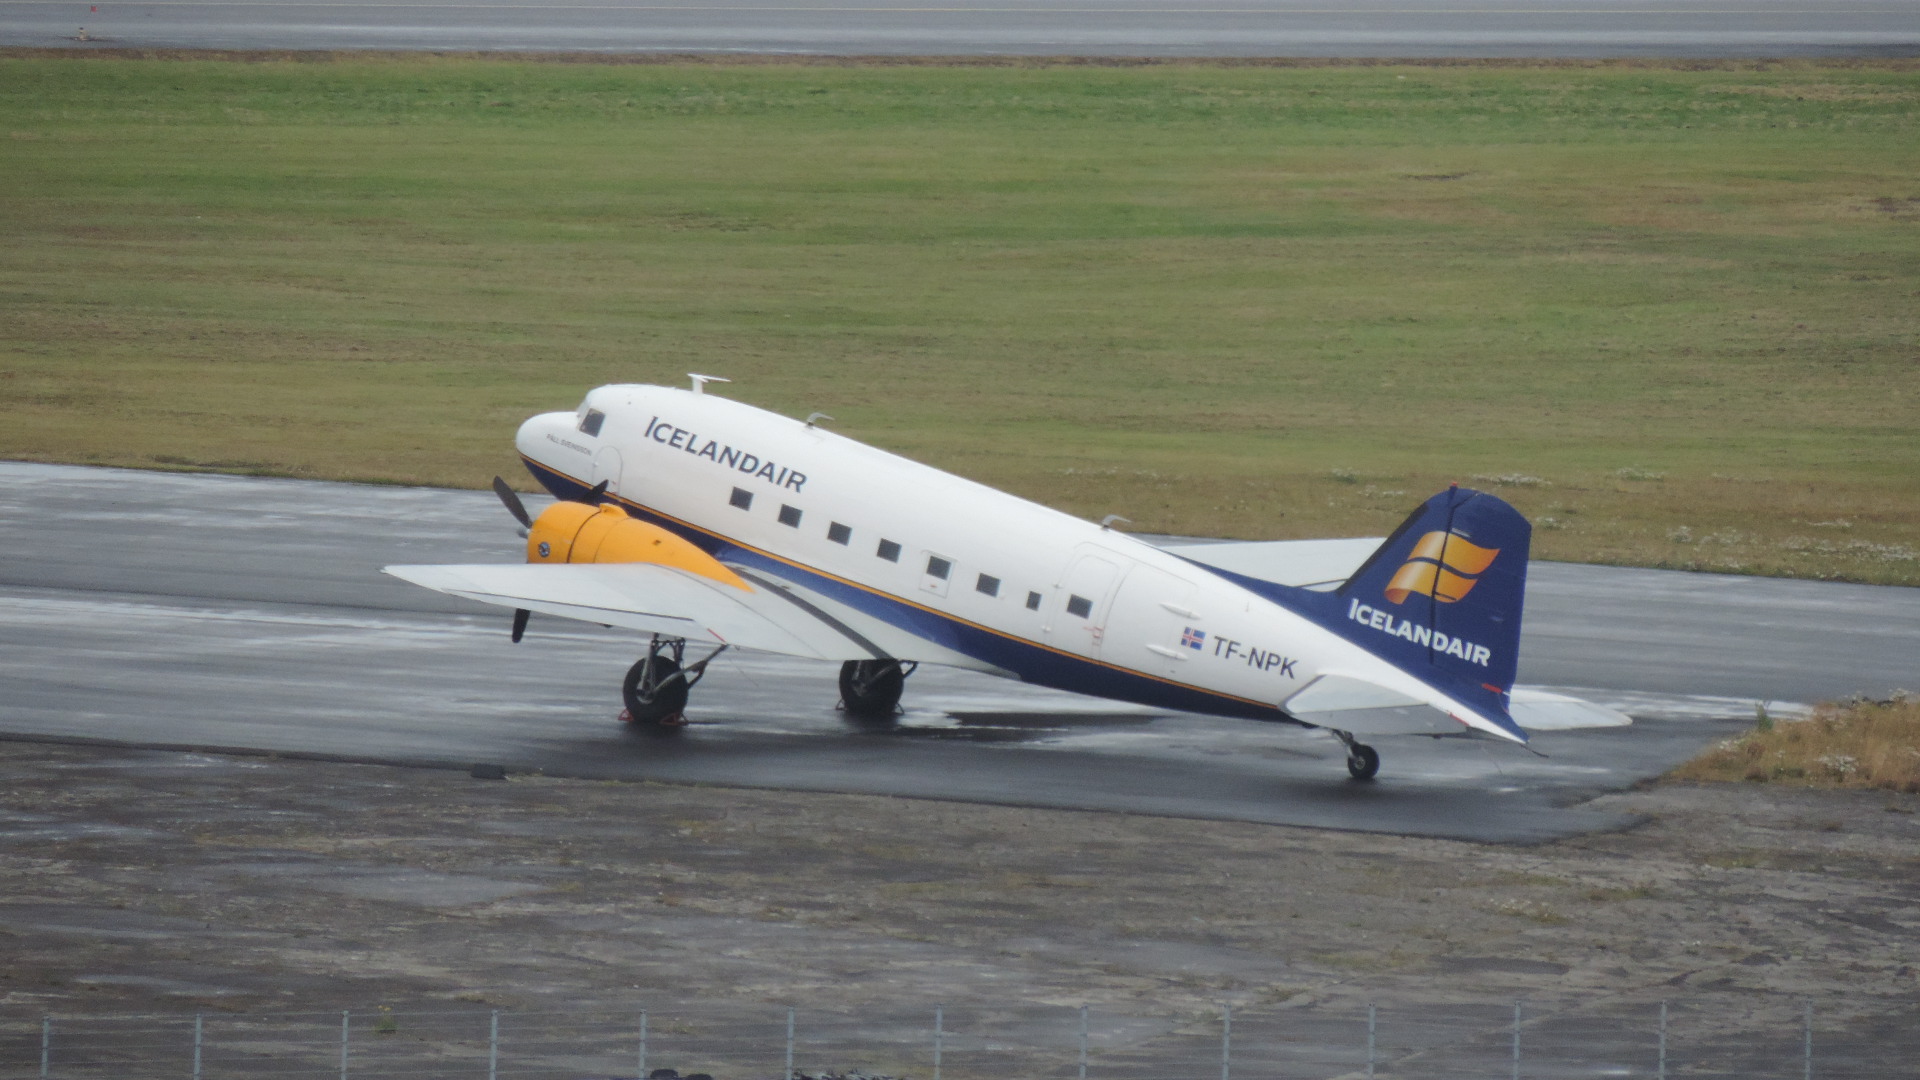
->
[[1332, 486, 1530, 717], [1199, 486, 1531, 738]]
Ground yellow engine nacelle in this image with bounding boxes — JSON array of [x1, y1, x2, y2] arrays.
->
[[527, 501, 747, 590]]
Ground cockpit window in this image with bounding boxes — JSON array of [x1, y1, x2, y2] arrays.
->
[[579, 409, 605, 437]]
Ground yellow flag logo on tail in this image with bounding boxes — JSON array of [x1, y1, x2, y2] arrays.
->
[[1384, 531, 1500, 604]]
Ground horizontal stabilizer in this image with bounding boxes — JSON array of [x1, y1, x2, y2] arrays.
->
[[1157, 537, 1384, 589], [383, 562, 879, 661], [1282, 674, 1466, 737], [1508, 688, 1634, 731]]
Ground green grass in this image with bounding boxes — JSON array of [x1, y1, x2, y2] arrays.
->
[[3, 54, 1917, 583]]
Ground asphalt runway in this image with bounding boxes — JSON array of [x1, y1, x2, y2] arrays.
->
[[6, 0, 1918, 57], [3, 461, 1916, 843]]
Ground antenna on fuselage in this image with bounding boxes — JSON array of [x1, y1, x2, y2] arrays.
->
[[805, 412, 833, 428], [1100, 514, 1131, 531], [689, 373, 731, 394]]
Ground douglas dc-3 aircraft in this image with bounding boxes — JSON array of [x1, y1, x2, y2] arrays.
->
[[387, 377, 1627, 780]]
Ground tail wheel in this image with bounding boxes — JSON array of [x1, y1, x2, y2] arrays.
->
[[1346, 743, 1381, 781], [623, 654, 690, 725], [838, 659, 906, 718]]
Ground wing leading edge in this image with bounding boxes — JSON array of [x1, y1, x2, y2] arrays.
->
[[383, 562, 883, 662]]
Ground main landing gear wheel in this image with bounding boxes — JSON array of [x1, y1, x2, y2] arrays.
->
[[838, 659, 915, 719], [623, 654, 688, 726], [1346, 742, 1381, 781], [623, 637, 693, 726]]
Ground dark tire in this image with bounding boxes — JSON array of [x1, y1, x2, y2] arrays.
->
[[839, 659, 905, 718], [623, 654, 689, 725], [1347, 743, 1381, 781]]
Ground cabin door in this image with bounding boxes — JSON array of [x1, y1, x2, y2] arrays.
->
[[1046, 547, 1126, 660]]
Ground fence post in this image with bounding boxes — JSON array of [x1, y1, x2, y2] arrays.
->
[[1220, 1003, 1231, 1080], [1366, 1004, 1376, 1080], [488, 1010, 499, 1080], [1657, 1001, 1667, 1080], [934, 1005, 943, 1080], [1511, 1001, 1522, 1080], [40, 1016, 50, 1080], [340, 1010, 350, 1080], [193, 1013, 204, 1080], [1803, 1001, 1813, 1080], [1078, 1005, 1089, 1080], [638, 1010, 647, 1080]]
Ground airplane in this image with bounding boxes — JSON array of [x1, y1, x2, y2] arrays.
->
[[386, 376, 1628, 780]]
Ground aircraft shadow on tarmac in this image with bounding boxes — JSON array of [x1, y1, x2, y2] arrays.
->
[[876, 710, 1162, 741], [630, 707, 1168, 743]]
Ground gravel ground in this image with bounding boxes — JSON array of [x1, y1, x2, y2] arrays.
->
[[1, 739, 1916, 1074]]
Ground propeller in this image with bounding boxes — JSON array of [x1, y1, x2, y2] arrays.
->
[[492, 475, 532, 530], [491, 476, 539, 642], [491, 475, 610, 644]]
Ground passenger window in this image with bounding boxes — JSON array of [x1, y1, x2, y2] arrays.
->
[[778, 505, 802, 528], [1067, 595, 1093, 619], [579, 409, 605, 437], [1026, 591, 1042, 611], [976, 574, 1000, 597], [828, 522, 852, 545], [926, 556, 951, 580], [729, 488, 753, 510], [877, 539, 901, 563]]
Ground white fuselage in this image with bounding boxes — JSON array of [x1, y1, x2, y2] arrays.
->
[[516, 384, 1473, 725]]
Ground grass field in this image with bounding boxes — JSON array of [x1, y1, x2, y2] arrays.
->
[[3, 53, 1917, 583]]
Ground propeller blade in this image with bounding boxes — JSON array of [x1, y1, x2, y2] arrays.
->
[[587, 480, 610, 503], [511, 608, 530, 643], [492, 476, 533, 529]]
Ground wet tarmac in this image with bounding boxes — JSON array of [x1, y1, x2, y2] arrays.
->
[[3, 461, 1916, 843], [5, 0, 1918, 57]]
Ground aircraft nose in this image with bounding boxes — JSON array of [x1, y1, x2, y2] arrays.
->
[[516, 411, 577, 463]]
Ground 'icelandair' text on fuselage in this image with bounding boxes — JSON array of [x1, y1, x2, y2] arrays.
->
[[644, 416, 807, 493], [1347, 600, 1493, 667]]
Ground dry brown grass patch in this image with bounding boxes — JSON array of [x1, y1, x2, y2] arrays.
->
[[1672, 696, 1920, 792]]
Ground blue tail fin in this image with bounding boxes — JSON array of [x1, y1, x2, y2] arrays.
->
[[1203, 486, 1531, 733], [1333, 486, 1530, 705]]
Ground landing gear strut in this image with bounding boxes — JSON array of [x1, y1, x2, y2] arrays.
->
[[838, 659, 916, 719], [621, 636, 725, 727], [1333, 729, 1381, 781]]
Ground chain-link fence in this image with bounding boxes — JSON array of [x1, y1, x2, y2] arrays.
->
[[6, 997, 1915, 1079]]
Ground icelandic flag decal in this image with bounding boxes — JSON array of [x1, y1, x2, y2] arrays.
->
[[1181, 626, 1206, 650]]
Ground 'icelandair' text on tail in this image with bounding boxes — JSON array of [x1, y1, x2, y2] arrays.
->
[[1346, 599, 1492, 667]]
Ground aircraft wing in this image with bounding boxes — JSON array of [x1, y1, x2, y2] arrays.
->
[[383, 563, 885, 662], [1155, 537, 1385, 589]]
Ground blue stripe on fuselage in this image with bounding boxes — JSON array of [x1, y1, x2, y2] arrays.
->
[[519, 456, 1290, 723]]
